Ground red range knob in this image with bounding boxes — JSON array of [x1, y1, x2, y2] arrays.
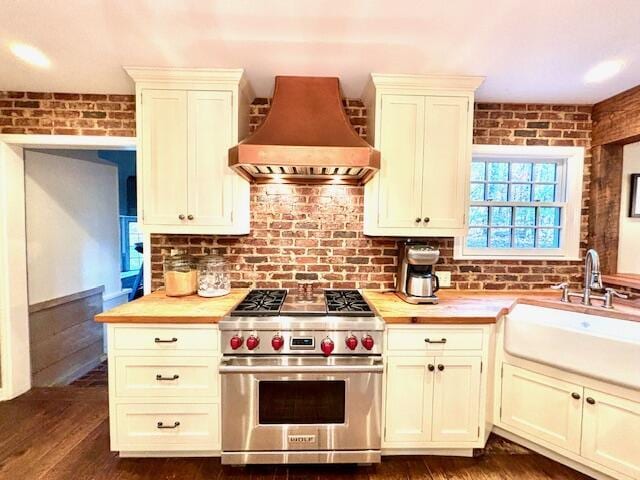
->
[[271, 335, 284, 351], [246, 335, 260, 350], [320, 338, 335, 356], [361, 335, 375, 351], [230, 335, 243, 350], [345, 335, 358, 350]]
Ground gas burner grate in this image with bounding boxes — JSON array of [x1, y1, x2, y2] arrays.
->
[[324, 289, 374, 316], [232, 289, 288, 316]]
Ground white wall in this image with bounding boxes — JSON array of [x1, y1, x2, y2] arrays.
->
[[25, 149, 121, 305], [618, 141, 640, 274]]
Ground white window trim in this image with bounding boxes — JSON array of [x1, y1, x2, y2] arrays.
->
[[454, 144, 584, 261]]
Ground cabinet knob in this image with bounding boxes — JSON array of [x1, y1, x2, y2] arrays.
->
[[437, 364, 445, 371], [415, 217, 422, 223], [571, 392, 581, 400], [428, 364, 435, 372], [178, 214, 186, 220], [187, 214, 194, 220], [586, 397, 596, 405], [423, 217, 430, 224]]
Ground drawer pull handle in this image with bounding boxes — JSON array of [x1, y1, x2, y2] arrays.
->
[[154, 337, 178, 343], [428, 364, 435, 372], [425, 338, 447, 344], [571, 392, 581, 400], [586, 397, 596, 405], [157, 421, 180, 429], [437, 364, 445, 371], [156, 374, 180, 381]]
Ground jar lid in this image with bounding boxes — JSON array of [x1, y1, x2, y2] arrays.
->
[[163, 253, 193, 266], [197, 253, 225, 265]]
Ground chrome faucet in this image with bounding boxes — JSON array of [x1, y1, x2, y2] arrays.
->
[[582, 249, 603, 306], [551, 248, 628, 308]]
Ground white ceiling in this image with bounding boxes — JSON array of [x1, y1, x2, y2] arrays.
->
[[1, 0, 639, 103]]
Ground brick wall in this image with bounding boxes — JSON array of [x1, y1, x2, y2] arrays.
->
[[150, 99, 593, 291], [0, 89, 593, 291], [0, 91, 135, 136]]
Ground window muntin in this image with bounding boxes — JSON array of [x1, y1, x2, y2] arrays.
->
[[466, 158, 566, 252]]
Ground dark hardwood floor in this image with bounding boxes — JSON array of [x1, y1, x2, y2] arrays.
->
[[0, 383, 592, 480]]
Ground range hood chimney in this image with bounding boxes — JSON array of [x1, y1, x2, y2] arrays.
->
[[229, 76, 380, 185]]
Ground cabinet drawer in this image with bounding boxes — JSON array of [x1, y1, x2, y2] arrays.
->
[[114, 356, 218, 398], [387, 328, 483, 352], [112, 326, 218, 353], [116, 403, 220, 451]]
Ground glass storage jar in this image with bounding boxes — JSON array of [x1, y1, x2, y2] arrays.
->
[[197, 254, 231, 297], [163, 254, 197, 297]]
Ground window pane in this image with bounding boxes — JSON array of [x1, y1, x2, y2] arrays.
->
[[470, 183, 485, 201], [514, 207, 536, 226], [491, 207, 512, 226], [538, 228, 561, 248], [539, 207, 561, 226], [471, 162, 485, 181], [467, 228, 488, 248], [514, 228, 535, 248], [487, 183, 508, 201], [510, 184, 532, 202], [489, 228, 512, 248], [533, 184, 556, 202], [533, 162, 557, 182], [469, 206, 489, 226], [510, 163, 532, 182], [487, 163, 509, 181]]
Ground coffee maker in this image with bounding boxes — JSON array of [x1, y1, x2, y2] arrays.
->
[[396, 241, 440, 304]]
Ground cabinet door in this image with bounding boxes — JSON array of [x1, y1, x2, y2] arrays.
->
[[377, 95, 425, 228], [432, 356, 481, 442], [141, 89, 189, 225], [385, 356, 434, 444], [421, 96, 469, 230], [187, 91, 234, 227], [581, 389, 640, 479], [501, 364, 583, 453]]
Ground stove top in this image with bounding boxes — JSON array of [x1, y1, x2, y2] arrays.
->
[[230, 288, 374, 317], [231, 289, 287, 316]]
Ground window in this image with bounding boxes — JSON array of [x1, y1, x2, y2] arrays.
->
[[454, 145, 584, 260], [120, 215, 143, 273]]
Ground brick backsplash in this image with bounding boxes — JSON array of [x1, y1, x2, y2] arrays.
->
[[150, 99, 593, 292], [0, 89, 593, 291], [0, 91, 136, 136]]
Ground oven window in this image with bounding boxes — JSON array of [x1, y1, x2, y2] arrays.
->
[[259, 381, 345, 424]]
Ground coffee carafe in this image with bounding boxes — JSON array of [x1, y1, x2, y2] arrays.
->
[[396, 241, 440, 304]]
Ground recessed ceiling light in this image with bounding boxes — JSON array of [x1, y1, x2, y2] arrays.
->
[[584, 59, 625, 83], [9, 42, 51, 68]]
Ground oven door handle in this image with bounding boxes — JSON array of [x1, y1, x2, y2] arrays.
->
[[219, 361, 384, 374]]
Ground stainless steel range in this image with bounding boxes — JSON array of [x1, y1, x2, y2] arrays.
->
[[219, 288, 384, 465]]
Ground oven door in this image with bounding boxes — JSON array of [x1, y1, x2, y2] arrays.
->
[[220, 356, 383, 453]]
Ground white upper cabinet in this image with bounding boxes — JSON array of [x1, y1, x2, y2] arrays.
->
[[362, 74, 483, 237], [127, 68, 253, 234]]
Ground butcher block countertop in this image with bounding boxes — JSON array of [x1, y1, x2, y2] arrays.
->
[[363, 290, 640, 324], [96, 288, 640, 325], [95, 289, 249, 324], [362, 290, 557, 324]]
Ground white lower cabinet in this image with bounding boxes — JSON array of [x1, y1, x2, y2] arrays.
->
[[108, 324, 221, 455], [500, 363, 640, 480], [383, 326, 489, 450], [432, 356, 481, 442], [116, 403, 220, 451], [501, 364, 583, 453], [385, 357, 434, 444], [581, 389, 640, 479]]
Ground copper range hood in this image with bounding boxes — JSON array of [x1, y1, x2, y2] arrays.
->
[[229, 76, 380, 185]]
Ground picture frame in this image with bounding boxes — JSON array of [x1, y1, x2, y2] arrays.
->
[[631, 174, 640, 218]]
